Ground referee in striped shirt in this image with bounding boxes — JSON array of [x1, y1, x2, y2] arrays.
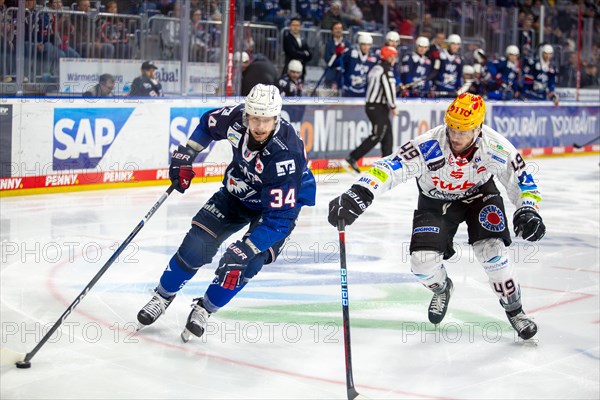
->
[[345, 46, 400, 173]]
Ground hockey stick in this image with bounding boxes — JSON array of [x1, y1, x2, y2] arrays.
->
[[573, 135, 600, 149], [13, 183, 177, 369], [337, 219, 363, 400], [311, 53, 339, 97]]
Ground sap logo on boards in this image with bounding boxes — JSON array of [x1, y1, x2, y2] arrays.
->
[[53, 108, 134, 170], [169, 107, 213, 161]]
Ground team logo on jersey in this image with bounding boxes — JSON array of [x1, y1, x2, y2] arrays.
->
[[255, 156, 264, 174], [225, 170, 256, 200], [208, 115, 217, 127], [479, 205, 506, 232], [276, 159, 296, 176], [53, 108, 134, 170]]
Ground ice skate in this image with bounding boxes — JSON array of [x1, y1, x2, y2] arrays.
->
[[342, 157, 361, 174], [137, 290, 175, 329], [428, 278, 454, 324], [506, 308, 537, 340], [181, 297, 211, 343]]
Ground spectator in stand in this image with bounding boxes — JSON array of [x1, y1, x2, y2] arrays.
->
[[518, 13, 535, 59], [282, 16, 312, 79], [581, 63, 599, 88], [558, 52, 578, 88], [398, 12, 417, 38], [100, 1, 133, 59], [262, 0, 288, 29], [522, 44, 559, 105], [74, 0, 115, 59], [161, 1, 181, 60], [341, 32, 377, 97], [323, 21, 351, 90], [83, 73, 116, 96], [190, 8, 208, 62], [278, 59, 304, 97], [241, 54, 278, 96], [341, 0, 363, 27], [0, 0, 14, 81], [298, 0, 326, 25], [48, 0, 81, 59], [416, 13, 435, 38], [129, 61, 163, 97], [321, 1, 343, 30]]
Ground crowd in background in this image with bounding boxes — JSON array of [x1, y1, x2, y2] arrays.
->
[[0, 0, 598, 96]]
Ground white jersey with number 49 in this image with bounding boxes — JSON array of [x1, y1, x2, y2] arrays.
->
[[354, 124, 542, 210]]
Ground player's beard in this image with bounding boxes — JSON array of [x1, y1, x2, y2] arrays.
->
[[248, 129, 274, 151]]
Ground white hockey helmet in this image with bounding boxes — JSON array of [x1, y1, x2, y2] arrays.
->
[[473, 48, 486, 63], [287, 59, 303, 73], [245, 84, 282, 119], [541, 44, 554, 54], [415, 36, 430, 48], [505, 45, 520, 56], [463, 65, 475, 75], [447, 34, 461, 45], [357, 33, 373, 45], [385, 31, 400, 43]]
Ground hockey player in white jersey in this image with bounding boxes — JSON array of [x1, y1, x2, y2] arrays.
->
[[328, 93, 545, 340]]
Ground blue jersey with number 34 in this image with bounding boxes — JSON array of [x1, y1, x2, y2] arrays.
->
[[189, 104, 316, 251]]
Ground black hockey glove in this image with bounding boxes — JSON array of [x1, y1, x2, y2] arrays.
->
[[216, 241, 257, 290], [169, 145, 197, 193], [513, 207, 546, 242], [328, 184, 374, 227]]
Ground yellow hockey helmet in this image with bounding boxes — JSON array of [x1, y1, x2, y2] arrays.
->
[[445, 93, 486, 130]]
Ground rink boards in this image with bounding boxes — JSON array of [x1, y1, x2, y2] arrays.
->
[[0, 98, 598, 195]]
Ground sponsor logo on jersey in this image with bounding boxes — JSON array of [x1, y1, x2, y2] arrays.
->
[[487, 152, 507, 164], [477, 166, 487, 174], [202, 202, 225, 219], [366, 167, 388, 182], [276, 159, 296, 176], [386, 156, 403, 170], [431, 176, 475, 191], [489, 140, 510, 157], [413, 226, 440, 234], [418, 140, 443, 161], [450, 169, 464, 179], [227, 127, 242, 148], [358, 176, 378, 189], [426, 158, 445, 171], [479, 205, 506, 232], [53, 108, 134, 170]]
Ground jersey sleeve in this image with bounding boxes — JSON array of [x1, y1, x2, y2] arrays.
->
[[487, 133, 542, 211], [354, 139, 428, 198], [246, 151, 307, 252], [188, 104, 241, 149]]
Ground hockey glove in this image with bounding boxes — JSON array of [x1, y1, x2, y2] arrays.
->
[[328, 184, 373, 227], [169, 145, 197, 193], [216, 241, 257, 290], [513, 207, 546, 242]]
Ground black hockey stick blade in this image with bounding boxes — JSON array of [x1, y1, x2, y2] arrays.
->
[[16, 184, 176, 368], [573, 135, 600, 149]]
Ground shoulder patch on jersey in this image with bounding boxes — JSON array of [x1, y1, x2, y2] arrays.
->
[[418, 140, 443, 161], [275, 159, 296, 176], [366, 166, 389, 182], [488, 140, 511, 157], [227, 127, 242, 148]]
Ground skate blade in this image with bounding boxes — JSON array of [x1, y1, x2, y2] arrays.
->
[[136, 323, 147, 332], [181, 328, 193, 343]]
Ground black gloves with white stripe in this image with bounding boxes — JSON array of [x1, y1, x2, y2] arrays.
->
[[328, 185, 374, 227], [513, 207, 546, 242]]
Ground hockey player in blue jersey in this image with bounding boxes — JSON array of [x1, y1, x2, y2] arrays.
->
[[522, 44, 559, 105], [400, 36, 432, 97], [341, 33, 378, 97], [486, 45, 521, 100], [137, 84, 317, 342], [431, 34, 463, 97]]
